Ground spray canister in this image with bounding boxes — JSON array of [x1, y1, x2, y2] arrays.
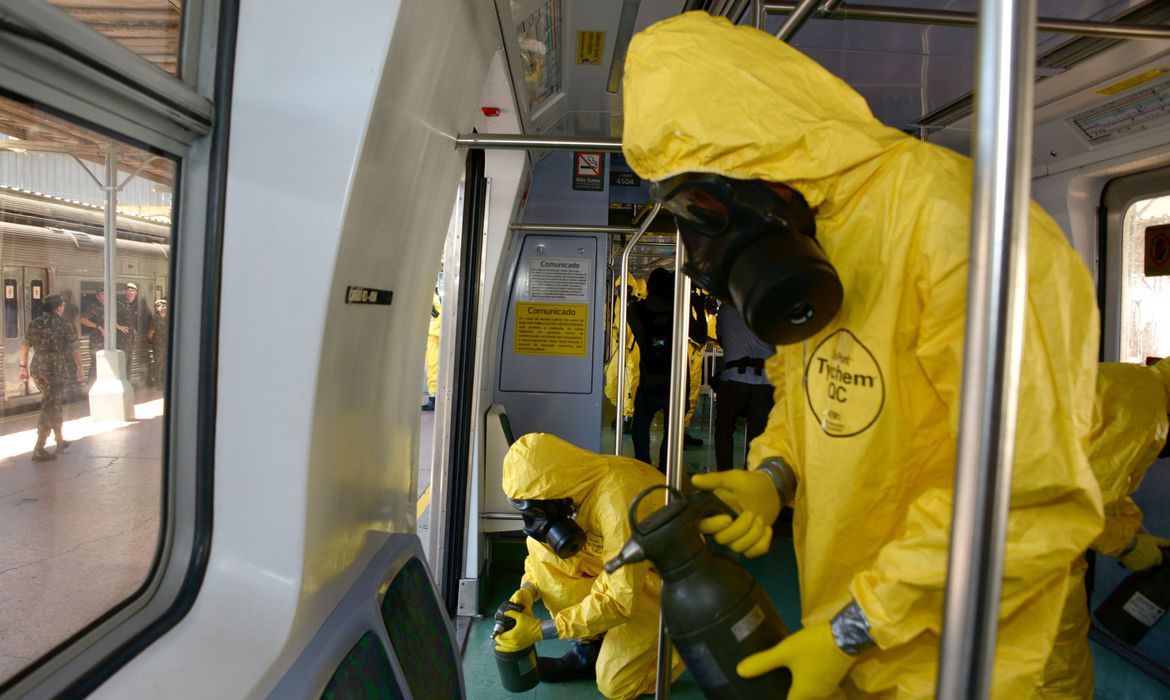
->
[[605, 485, 792, 699], [491, 600, 541, 692], [1094, 551, 1170, 646]]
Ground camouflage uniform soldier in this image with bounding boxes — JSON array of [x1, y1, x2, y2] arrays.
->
[[147, 299, 168, 387], [80, 289, 107, 381], [119, 283, 143, 385], [19, 294, 84, 462], [78, 289, 129, 382]]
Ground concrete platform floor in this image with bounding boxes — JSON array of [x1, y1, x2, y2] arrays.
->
[[0, 394, 164, 685]]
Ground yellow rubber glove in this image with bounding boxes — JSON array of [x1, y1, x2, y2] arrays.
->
[[692, 469, 781, 558], [738, 621, 856, 700], [509, 585, 537, 610], [494, 610, 545, 653], [1120, 533, 1170, 572]]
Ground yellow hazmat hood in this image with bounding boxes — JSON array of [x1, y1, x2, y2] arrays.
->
[[622, 11, 906, 209], [503, 433, 614, 502]]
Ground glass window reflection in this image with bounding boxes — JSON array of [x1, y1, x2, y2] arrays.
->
[[0, 93, 172, 686]]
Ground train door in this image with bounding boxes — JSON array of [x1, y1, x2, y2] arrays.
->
[[3, 266, 49, 399], [153, 272, 167, 303], [1092, 167, 1170, 686]]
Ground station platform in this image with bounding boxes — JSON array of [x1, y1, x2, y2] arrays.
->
[[0, 393, 164, 682]]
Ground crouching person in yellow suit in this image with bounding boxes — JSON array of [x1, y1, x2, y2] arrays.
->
[[494, 433, 684, 699], [1044, 358, 1170, 696]]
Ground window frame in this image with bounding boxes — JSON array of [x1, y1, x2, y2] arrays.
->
[[0, 0, 230, 696], [1099, 164, 1170, 362]]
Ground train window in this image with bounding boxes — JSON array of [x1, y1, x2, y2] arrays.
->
[[1119, 195, 1170, 363], [44, 0, 183, 76], [0, 93, 176, 687]]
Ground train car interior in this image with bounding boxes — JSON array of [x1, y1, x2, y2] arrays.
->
[[0, 1, 1169, 699]]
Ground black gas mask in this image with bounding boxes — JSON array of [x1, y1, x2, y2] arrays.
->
[[509, 497, 586, 559], [650, 173, 843, 345]]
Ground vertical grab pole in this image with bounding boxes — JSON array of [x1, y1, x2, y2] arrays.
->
[[656, 224, 691, 699], [936, 1, 1037, 698], [615, 203, 661, 454]]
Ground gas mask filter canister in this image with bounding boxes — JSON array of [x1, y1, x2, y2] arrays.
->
[[509, 498, 587, 559], [650, 173, 843, 345]]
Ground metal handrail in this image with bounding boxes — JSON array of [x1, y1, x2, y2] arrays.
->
[[765, 1, 1170, 40], [510, 223, 639, 233], [655, 220, 693, 700], [455, 134, 623, 151], [937, 0, 1037, 698], [775, 0, 821, 40], [615, 203, 662, 452]]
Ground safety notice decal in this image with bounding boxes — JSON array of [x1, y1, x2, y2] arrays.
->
[[804, 329, 885, 437], [514, 302, 589, 356]]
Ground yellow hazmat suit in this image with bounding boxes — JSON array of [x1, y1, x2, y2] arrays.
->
[[605, 275, 645, 419], [685, 339, 703, 425], [425, 292, 441, 395], [622, 12, 1103, 698], [1045, 359, 1170, 696], [502, 433, 684, 699]]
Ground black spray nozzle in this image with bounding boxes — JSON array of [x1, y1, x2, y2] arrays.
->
[[490, 600, 525, 639], [604, 483, 737, 575]]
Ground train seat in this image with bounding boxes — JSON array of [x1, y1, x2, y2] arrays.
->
[[270, 534, 464, 699]]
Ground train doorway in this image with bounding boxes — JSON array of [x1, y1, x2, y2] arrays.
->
[[3, 266, 49, 400]]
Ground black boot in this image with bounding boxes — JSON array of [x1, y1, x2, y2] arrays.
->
[[421, 396, 435, 411], [537, 639, 602, 683]]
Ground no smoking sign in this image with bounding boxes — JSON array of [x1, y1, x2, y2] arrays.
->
[[1146, 223, 1170, 277], [572, 151, 605, 191]]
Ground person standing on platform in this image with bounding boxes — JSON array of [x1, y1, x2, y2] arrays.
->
[[19, 294, 84, 462], [80, 290, 109, 382], [423, 290, 441, 411], [713, 304, 774, 471], [147, 299, 168, 387], [119, 283, 145, 386]]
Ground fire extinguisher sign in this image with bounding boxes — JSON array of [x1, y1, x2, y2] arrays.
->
[[1146, 223, 1170, 277], [572, 152, 605, 192]]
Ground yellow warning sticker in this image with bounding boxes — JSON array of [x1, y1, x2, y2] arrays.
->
[[577, 31, 605, 66], [515, 302, 589, 356], [1097, 68, 1169, 96]]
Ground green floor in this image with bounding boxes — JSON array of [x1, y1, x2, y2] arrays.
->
[[463, 397, 1170, 699]]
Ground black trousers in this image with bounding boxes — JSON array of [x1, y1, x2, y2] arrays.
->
[[715, 379, 773, 471], [631, 381, 672, 471]]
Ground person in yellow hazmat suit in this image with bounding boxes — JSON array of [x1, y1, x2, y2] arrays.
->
[[683, 287, 709, 444], [621, 12, 1103, 699], [493, 433, 684, 698], [1044, 358, 1170, 695], [605, 274, 645, 427], [422, 290, 441, 411]]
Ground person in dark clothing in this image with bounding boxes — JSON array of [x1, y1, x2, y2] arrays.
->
[[627, 268, 683, 470], [119, 283, 146, 385], [19, 294, 84, 462], [147, 298, 168, 387], [714, 304, 775, 471]]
